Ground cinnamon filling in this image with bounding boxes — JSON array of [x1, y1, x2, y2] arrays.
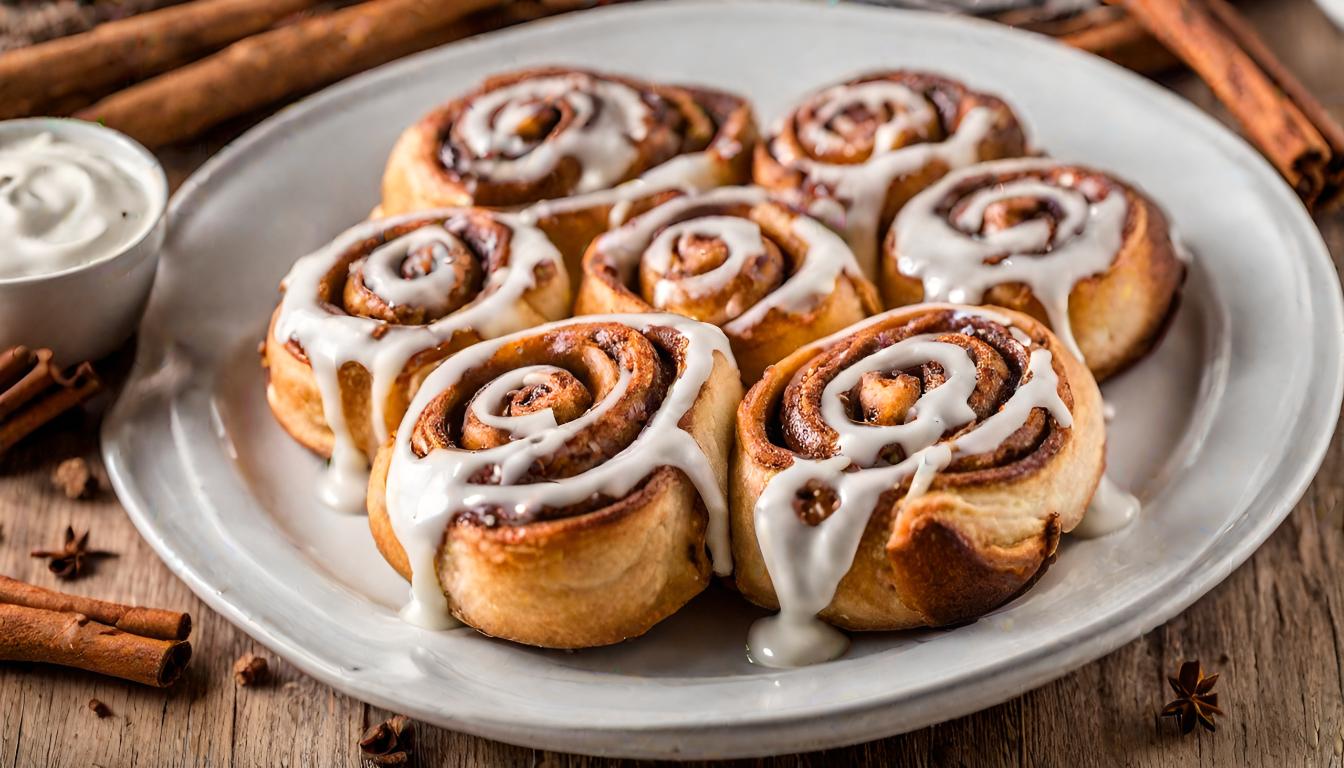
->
[[408, 322, 683, 523], [773, 310, 1065, 516]]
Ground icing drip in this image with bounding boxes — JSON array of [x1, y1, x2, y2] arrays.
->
[[892, 157, 1129, 363], [748, 318, 1073, 668], [384, 313, 735, 629], [452, 74, 651, 192], [272, 211, 568, 513], [768, 80, 998, 275], [521, 152, 724, 229], [592, 186, 868, 334], [1073, 474, 1140, 539]]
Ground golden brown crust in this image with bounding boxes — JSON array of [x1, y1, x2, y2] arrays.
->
[[753, 70, 1029, 265], [263, 210, 570, 461], [731, 304, 1104, 631], [380, 67, 758, 279], [880, 163, 1186, 381], [575, 192, 881, 381], [366, 321, 742, 649]]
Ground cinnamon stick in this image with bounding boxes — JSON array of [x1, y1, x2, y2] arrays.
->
[[1114, 0, 1344, 210], [0, 0, 327, 120], [0, 575, 190, 641], [1056, 14, 1177, 75], [0, 603, 190, 687], [75, 0, 507, 149], [0, 347, 101, 455]]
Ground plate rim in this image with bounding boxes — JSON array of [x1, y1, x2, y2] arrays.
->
[[101, 0, 1344, 758]]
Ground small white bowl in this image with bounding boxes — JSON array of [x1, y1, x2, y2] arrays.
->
[[0, 118, 168, 364]]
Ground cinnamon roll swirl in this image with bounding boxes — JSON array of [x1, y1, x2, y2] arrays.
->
[[882, 158, 1185, 380], [732, 305, 1105, 667], [754, 71, 1029, 276], [381, 67, 757, 277], [264, 210, 570, 511], [576, 186, 881, 381], [366, 314, 742, 648]]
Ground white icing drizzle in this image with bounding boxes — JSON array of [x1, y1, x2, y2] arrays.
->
[[891, 157, 1129, 363], [591, 186, 867, 334], [520, 151, 724, 229], [453, 74, 651, 193], [384, 313, 736, 629], [747, 315, 1073, 668], [358, 226, 466, 316], [769, 80, 999, 275], [1072, 474, 1140, 539], [272, 211, 568, 513], [645, 215, 765, 306]]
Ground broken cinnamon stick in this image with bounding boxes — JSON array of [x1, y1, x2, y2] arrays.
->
[[75, 0, 507, 149], [0, 575, 190, 640], [1114, 0, 1344, 210], [0, 0, 326, 120], [0, 603, 191, 687], [0, 347, 101, 455]]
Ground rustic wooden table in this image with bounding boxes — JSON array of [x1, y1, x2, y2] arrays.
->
[[2, 1, 1342, 765]]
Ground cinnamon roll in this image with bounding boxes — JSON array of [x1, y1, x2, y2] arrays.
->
[[882, 158, 1186, 380], [381, 67, 757, 277], [576, 186, 882, 381], [366, 314, 742, 648], [732, 305, 1105, 667], [754, 71, 1029, 276], [264, 209, 570, 511]]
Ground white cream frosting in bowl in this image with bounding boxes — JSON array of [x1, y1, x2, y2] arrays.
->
[[0, 118, 168, 363]]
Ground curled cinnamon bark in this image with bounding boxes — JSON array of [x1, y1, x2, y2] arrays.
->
[[754, 71, 1029, 275], [577, 187, 882, 381], [0, 346, 102, 455], [1115, 0, 1344, 210], [732, 305, 1105, 662], [0, 577, 191, 687], [75, 0, 511, 149], [0, 0, 325, 120], [0, 575, 189, 640], [381, 67, 758, 277], [366, 314, 742, 648]]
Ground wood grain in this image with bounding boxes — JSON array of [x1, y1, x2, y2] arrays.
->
[[3, 0, 1344, 764]]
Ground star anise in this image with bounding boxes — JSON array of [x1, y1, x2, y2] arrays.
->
[[30, 526, 115, 579], [1161, 660, 1224, 734], [359, 714, 414, 765]]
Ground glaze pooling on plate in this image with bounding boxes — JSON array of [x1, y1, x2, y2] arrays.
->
[[385, 313, 735, 629]]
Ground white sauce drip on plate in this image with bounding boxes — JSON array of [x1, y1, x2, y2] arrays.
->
[[384, 313, 736, 630], [892, 157, 1130, 363], [1072, 474, 1140, 539], [272, 211, 567, 513]]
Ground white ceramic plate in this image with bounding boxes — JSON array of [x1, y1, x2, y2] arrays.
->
[[101, 1, 1344, 758]]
